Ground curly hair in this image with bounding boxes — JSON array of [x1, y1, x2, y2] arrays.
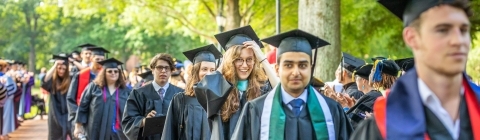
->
[[369, 73, 397, 90], [93, 68, 127, 89], [53, 64, 71, 94], [149, 53, 175, 71], [220, 45, 268, 122]]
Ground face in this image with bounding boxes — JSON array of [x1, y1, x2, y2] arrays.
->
[[73, 54, 81, 61], [275, 52, 311, 93], [11, 64, 17, 70], [105, 68, 120, 82], [234, 48, 255, 80], [198, 61, 216, 79], [404, 5, 470, 76], [152, 60, 172, 85], [81, 50, 92, 63], [91, 55, 105, 70], [56, 64, 67, 77]]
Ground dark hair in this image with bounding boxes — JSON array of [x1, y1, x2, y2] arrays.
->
[[53, 64, 71, 94], [149, 53, 175, 71], [93, 68, 127, 89], [410, 0, 473, 28]]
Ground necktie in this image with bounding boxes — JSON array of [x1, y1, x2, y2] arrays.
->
[[289, 99, 304, 117], [158, 88, 165, 100]]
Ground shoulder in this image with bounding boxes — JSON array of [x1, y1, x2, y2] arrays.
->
[[172, 92, 186, 100], [246, 93, 268, 109], [169, 84, 184, 92]]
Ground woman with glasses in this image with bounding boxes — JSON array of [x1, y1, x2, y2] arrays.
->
[[41, 55, 73, 139], [196, 25, 279, 140], [74, 58, 130, 140], [162, 44, 221, 140]]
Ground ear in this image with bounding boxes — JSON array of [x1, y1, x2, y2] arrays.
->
[[403, 27, 419, 50]]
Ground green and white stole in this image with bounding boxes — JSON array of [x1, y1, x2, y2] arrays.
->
[[260, 84, 335, 140]]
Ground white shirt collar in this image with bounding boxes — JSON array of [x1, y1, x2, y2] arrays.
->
[[417, 78, 463, 139], [81, 61, 90, 67], [152, 81, 170, 92], [281, 86, 307, 105]]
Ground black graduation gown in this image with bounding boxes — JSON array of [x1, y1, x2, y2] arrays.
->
[[343, 82, 364, 100], [66, 72, 93, 123], [41, 77, 71, 140], [346, 90, 382, 128], [232, 92, 353, 140], [75, 83, 130, 140], [210, 80, 272, 140], [122, 83, 184, 140], [351, 96, 474, 140], [161, 92, 210, 140]]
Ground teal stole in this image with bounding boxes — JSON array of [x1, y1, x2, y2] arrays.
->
[[269, 84, 330, 140]]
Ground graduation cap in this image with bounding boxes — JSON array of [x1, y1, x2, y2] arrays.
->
[[137, 70, 154, 82], [378, 0, 457, 27], [71, 50, 80, 55], [262, 29, 330, 58], [311, 77, 325, 88], [395, 57, 414, 71], [183, 44, 222, 64], [97, 58, 123, 68], [372, 59, 401, 82], [77, 43, 97, 51], [342, 52, 365, 72], [353, 64, 374, 79], [214, 25, 264, 51], [87, 47, 110, 57], [52, 54, 69, 65], [371, 56, 387, 62], [194, 72, 233, 118]]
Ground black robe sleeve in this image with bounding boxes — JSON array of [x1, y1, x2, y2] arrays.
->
[[349, 117, 383, 140], [40, 76, 53, 92], [231, 100, 262, 140], [333, 103, 354, 140], [121, 88, 146, 140], [161, 93, 182, 140], [66, 72, 80, 122], [75, 83, 96, 124]]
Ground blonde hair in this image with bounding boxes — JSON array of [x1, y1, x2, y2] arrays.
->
[[220, 45, 267, 122]]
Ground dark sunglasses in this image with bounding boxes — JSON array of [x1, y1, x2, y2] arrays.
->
[[107, 70, 119, 74]]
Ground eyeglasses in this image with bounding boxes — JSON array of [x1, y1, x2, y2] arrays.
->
[[154, 66, 171, 72], [107, 70, 119, 74], [234, 58, 254, 66]]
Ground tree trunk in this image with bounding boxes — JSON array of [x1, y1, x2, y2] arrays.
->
[[225, 0, 241, 30], [298, 0, 341, 81]]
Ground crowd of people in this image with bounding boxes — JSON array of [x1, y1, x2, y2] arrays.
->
[[0, 0, 479, 140]]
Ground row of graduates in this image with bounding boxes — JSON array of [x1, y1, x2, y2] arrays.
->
[[0, 60, 36, 140], [42, 1, 480, 140]]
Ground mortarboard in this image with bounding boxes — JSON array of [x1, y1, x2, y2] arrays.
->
[[262, 29, 330, 59], [77, 43, 97, 51], [52, 54, 69, 65], [342, 52, 366, 72], [395, 57, 414, 71], [97, 58, 123, 69], [372, 58, 401, 82], [353, 64, 374, 79], [137, 70, 154, 82], [371, 56, 387, 62], [86, 47, 109, 56], [194, 71, 233, 118], [183, 44, 222, 64], [214, 25, 264, 51], [378, 0, 457, 27], [142, 116, 166, 137], [311, 77, 325, 88]]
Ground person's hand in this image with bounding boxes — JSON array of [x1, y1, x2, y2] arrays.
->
[[28, 72, 34, 76], [243, 41, 264, 60], [343, 94, 356, 108], [55, 60, 64, 65], [68, 58, 75, 62], [74, 125, 84, 138], [323, 85, 335, 98], [0, 78, 6, 84], [364, 111, 373, 119], [336, 94, 349, 107], [146, 110, 156, 118]]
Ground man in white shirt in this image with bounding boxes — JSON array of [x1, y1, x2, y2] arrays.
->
[[352, 0, 480, 139]]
